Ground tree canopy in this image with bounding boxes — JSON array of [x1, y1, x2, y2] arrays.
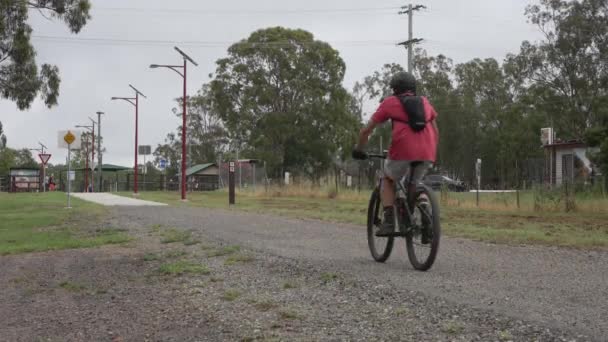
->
[[0, 0, 91, 110], [209, 27, 360, 180]]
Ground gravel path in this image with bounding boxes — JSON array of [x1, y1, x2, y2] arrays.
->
[[114, 206, 607, 340], [72, 193, 167, 206], [2, 205, 605, 341]]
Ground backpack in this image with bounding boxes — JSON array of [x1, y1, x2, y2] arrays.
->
[[395, 95, 427, 132]]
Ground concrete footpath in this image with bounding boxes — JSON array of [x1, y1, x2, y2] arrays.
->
[[71, 193, 167, 207]]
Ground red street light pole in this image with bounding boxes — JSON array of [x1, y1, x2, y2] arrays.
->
[[150, 46, 199, 201], [111, 85, 147, 195]]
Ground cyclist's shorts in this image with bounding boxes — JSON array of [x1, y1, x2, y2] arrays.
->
[[384, 159, 432, 184]]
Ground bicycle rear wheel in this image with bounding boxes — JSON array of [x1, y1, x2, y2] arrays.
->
[[367, 187, 394, 262], [406, 184, 441, 271]]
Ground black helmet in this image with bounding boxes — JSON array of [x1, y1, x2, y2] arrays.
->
[[389, 71, 416, 95]]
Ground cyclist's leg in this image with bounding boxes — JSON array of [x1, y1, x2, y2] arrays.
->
[[377, 160, 411, 236], [407, 162, 432, 209], [383, 159, 411, 206]]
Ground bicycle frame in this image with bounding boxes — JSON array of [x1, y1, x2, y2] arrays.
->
[[376, 170, 415, 233]]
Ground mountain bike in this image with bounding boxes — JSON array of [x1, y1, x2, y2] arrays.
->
[[365, 152, 441, 271]]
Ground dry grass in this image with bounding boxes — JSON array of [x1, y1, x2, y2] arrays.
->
[[248, 185, 367, 202], [125, 188, 608, 248]]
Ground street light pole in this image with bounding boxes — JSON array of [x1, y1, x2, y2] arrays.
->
[[150, 46, 198, 201], [96, 111, 104, 192], [88, 117, 96, 192], [111, 85, 147, 195]]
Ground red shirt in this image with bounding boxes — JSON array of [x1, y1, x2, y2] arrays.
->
[[371, 95, 438, 161]]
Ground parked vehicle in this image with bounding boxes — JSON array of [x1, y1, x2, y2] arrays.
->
[[423, 174, 467, 192]]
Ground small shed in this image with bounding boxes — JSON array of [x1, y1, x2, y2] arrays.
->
[[8, 168, 41, 192], [543, 140, 599, 185], [186, 163, 219, 191]]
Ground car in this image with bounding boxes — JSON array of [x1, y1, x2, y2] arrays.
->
[[423, 174, 467, 192]]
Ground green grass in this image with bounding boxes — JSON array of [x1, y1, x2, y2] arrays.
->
[[0, 193, 130, 255], [442, 321, 465, 335], [143, 253, 161, 261], [321, 272, 339, 283], [121, 191, 608, 249], [498, 330, 513, 341], [224, 253, 254, 265], [222, 289, 241, 301], [159, 228, 192, 244], [58, 281, 86, 292], [278, 309, 300, 320], [282, 281, 297, 289], [157, 261, 210, 276]]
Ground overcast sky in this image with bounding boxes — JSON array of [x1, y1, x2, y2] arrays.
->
[[0, 0, 542, 167]]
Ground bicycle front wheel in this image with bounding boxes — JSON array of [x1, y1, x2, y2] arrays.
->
[[367, 187, 394, 262], [406, 184, 441, 271]]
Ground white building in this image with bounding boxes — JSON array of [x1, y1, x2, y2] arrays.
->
[[543, 140, 599, 186]]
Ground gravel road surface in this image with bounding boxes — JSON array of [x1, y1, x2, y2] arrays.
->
[[112, 206, 607, 340]]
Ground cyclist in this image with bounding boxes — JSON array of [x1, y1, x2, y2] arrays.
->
[[353, 71, 439, 237]]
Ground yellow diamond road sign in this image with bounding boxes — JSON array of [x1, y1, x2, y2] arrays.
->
[[64, 131, 76, 145]]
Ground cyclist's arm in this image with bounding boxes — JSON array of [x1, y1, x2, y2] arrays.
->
[[356, 120, 378, 150], [357, 100, 389, 150]]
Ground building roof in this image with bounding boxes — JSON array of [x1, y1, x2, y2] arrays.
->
[[186, 163, 216, 177], [75, 164, 131, 172], [543, 139, 586, 149]]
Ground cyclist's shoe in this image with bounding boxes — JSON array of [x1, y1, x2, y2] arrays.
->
[[376, 207, 395, 237]]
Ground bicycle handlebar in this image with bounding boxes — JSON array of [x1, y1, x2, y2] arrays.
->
[[366, 153, 387, 159]]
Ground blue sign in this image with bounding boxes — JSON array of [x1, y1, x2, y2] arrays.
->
[[159, 159, 167, 169]]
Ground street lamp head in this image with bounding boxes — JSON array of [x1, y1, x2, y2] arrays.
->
[[174, 46, 198, 66], [150, 64, 160, 69], [96, 111, 105, 115], [111, 97, 119, 101], [129, 84, 147, 99]]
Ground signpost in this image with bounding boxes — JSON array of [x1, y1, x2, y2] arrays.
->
[[476, 158, 482, 207], [62, 131, 77, 209], [38, 153, 51, 192], [229, 161, 235, 205]]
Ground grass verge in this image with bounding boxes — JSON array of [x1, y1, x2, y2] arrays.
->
[[120, 191, 608, 249], [0, 193, 130, 255]]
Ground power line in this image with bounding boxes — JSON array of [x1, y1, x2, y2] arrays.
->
[[92, 6, 400, 15], [31, 35, 401, 48]]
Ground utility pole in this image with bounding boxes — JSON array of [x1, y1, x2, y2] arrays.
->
[[88, 117, 96, 192], [96, 111, 104, 192], [398, 4, 426, 72]]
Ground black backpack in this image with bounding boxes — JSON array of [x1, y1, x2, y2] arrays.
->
[[395, 95, 427, 132]]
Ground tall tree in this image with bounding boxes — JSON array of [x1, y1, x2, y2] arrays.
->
[[209, 27, 359, 180], [14, 148, 37, 167], [0, 120, 6, 148], [521, 0, 608, 139], [1, 0, 91, 109]]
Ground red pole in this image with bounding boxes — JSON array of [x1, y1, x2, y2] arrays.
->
[[134, 92, 139, 194], [181, 58, 187, 200], [91, 127, 95, 193]]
